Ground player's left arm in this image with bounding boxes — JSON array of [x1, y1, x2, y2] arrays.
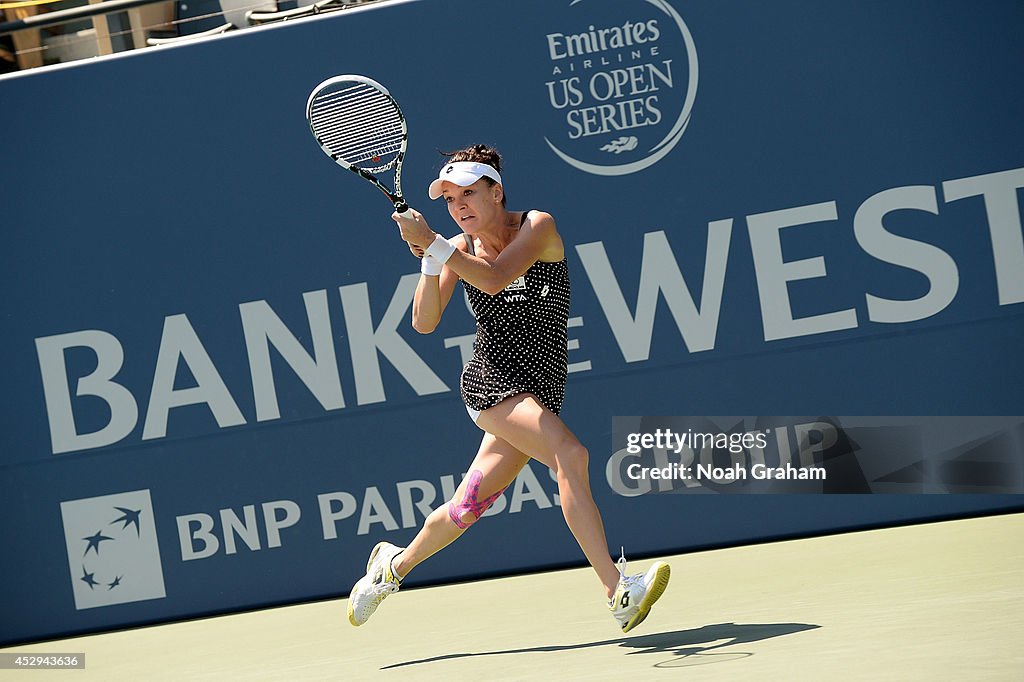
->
[[394, 210, 562, 296]]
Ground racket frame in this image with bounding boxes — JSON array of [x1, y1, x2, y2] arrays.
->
[[306, 74, 410, 214]]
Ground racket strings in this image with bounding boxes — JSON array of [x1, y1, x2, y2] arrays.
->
[[313, 100, 395, 129], [317, 120, 403, 158], [311, 88, 394, 124], [317, 125, 404, 167], [309, 83, 382, 110], [309, 83, 405, 167], [313, 124, 402, 166], [314, 109, 403, 155]]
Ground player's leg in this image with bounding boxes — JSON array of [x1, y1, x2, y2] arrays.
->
[[393, 432, 529, 577], [349, 432, 528, 626], [474, 392, 671, 633], [474, 393, 620, 597]]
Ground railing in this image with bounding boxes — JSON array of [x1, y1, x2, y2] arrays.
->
[[0, 0, 379, 72], [1, 0, 168, 35]]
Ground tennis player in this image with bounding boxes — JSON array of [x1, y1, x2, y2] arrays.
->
[[347, 144, 670, 633]]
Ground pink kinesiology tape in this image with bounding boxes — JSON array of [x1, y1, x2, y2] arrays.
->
[[448, 470, 508, 529]]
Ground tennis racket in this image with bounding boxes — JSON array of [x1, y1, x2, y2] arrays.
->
[[306, 74, 412, 217]]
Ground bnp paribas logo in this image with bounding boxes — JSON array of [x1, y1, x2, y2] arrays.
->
[[542, 0, 698, 176], [60, 490, 166, 610]]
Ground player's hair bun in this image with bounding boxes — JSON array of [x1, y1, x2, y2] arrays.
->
[[442, 144, 503, 173]]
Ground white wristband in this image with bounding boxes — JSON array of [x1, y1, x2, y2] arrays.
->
[[421, 253, 444, 276], [425, 234, 456, 264]]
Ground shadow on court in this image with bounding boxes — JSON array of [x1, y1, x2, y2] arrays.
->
[[381, 622, 821, 670]]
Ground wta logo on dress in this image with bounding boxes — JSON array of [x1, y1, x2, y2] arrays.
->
[[542, 0, 699, 176], [60, 489, 166, 610]]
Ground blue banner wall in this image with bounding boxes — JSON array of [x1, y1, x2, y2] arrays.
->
[[1, 0, 1022, 644]]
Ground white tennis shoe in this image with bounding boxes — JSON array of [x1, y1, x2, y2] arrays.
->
[[347, 541, 404, 627], [609, 549, 671, 633]]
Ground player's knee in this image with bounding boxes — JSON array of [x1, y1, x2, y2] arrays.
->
[[447, 497, 493, 529], [447, 503, 480, 528], [446, 469, 506, 530], [555, 442, 589, 484]]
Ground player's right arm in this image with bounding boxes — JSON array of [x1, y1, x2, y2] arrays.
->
[[411, 238, 464, 334]]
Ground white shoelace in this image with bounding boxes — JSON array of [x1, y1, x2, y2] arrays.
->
[[609, 547, 631, 610]]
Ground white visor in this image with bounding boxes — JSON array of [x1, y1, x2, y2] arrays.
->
[[428, 161, 503, 200]]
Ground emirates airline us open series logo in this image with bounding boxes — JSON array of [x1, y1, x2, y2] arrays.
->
[[542, 0, 698, 175]]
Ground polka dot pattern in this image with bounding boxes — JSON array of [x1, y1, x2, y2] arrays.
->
[[458, 225, 571, 415]]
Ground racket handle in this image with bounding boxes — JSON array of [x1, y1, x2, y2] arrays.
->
[[394, 201, 413, 219]]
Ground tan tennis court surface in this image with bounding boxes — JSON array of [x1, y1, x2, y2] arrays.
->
[[4, 512, 1022, 680]]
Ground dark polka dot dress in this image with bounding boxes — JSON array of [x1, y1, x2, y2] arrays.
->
[[459, 211, 571, 415]]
